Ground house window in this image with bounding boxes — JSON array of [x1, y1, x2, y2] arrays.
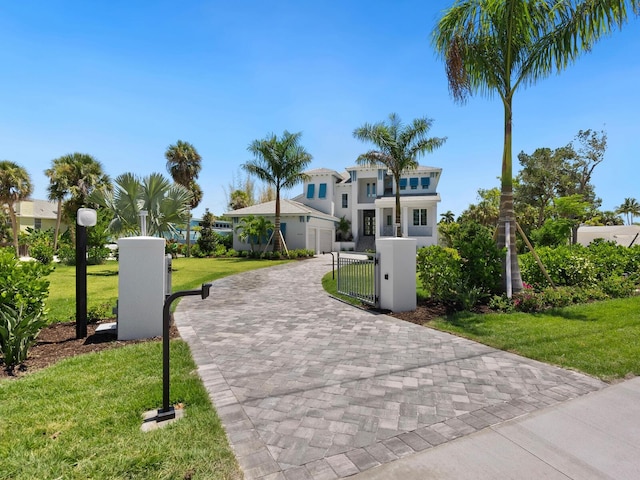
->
[[409, 178, 419, 190], [366, 182, 377, 198], [34, 218, 42, 230], [413, 209, 427, 226], [342, 193, 348, 208], [306, 184, 315, 198], [399, 178, 407, 190], [232, 217, 238, 224], [319, 183, 327, 198], [421, 177, 430, 189], [299, 216, 305, 223], [430, 171, 438, 178], [349, 171, 357, 182], [386, 215, 392, 226]]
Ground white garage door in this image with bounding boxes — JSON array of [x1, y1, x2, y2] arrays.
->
[[307, 229, 317, 252], [319, 229, 333, 253]]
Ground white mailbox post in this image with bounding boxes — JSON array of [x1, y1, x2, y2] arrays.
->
[[117, 237, 166, 340]]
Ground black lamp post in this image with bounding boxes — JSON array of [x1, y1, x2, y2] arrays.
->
[[76, 208, 97, 339], [157, 283, 212, 422]]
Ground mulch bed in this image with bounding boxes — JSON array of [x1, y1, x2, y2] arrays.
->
[[1, 321, 180, 380]]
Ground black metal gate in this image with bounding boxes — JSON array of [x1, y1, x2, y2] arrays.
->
[[337, 251, 379, 307]]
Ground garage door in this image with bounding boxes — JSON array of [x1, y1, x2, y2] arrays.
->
[[319, 229, 332, 253], [307, 229, 317, 253]]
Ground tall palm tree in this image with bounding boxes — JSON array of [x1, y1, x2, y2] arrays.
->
[[48, 153, 111, 241], [244, 131, 312, 253], [0, 160, 33, 256], [44, 159, 72, 251], [90, 172, 192, 237], [617, 197, 640, 225], [433, 0, 638, 294], [165, 140, 202, 256], [353, 113, 446, 237]]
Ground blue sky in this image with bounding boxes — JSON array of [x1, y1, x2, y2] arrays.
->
[[1, 1, 638, 219]]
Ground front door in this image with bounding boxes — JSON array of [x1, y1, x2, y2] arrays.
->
[[363, 210, 375, 236]]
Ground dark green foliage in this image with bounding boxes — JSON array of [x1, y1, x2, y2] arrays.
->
[[197, 209, 218, 255], [451, 222, 503, 296], [0, 248, 52, 319], [418, 222, 503, 310], [520, 242, 640, 288], [29, 242, 54, 265], [86, 302, 113, 323], [57, 244, 76, 265], [417, 246, 463, 305], [0, 304, 47, 371]]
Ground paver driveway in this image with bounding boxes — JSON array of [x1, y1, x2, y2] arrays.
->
[[175, 256, 606, 479]]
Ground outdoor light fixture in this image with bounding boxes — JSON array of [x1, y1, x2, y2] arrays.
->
[[76, 208, 97, 339]]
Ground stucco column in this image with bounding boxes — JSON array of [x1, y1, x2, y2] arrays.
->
[[375, 207, 381, 239], [402, 206, 409, 237]]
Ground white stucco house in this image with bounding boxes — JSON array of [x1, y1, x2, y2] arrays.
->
[[226, 164, 442, 253]]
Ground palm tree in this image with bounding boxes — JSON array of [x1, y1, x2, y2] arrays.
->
[[244, 131, 312, 253], [165, 140, 202, 257], [44, 159, 72, 251], [235, 215, 274, 252], [0, 161, 33, 256], [433, 0, 638, 294], [91, 172, 192, 237], [47, 153, 111, 241], [353, 113, 446, 237], [440, 210, 456, 224], [617, 197, 640, 225]]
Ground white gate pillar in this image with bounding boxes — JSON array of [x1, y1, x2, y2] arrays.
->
[[376, 237, 416, 312]]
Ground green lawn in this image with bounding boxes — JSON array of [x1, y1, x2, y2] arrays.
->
[[431, 296, 640, 382], [46, 257, 289, 323], [0, 341, 240, 480]]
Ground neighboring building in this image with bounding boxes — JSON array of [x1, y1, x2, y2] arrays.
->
[[165, 218, 233, 243], [12, 199, 63, 233], [226, 164, 443, 253], [577, 225, 640, 247]]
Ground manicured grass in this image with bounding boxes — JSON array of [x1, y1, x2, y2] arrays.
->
[[321, 271, 430, 304], [0, 341, 240, 480], [431, 296, 640, 382], [46, 257, 289, 323]]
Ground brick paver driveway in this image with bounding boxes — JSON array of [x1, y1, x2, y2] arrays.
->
[[175, 255, 605, 479]]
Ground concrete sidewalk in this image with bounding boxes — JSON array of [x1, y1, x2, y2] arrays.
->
[[353, 376, 640, 479], [174, 256, 626, 479]]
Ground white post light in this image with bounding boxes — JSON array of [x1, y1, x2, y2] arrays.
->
[[139, 210, 148, 236]]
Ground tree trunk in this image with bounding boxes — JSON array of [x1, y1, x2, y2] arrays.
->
[[7, 202, 20, 257], [186, 210, 191, 257], [498, 93, 523, 295], [274, 187, 282, 252], [53, 198, 62, 252], [394, 174, 402, 237]]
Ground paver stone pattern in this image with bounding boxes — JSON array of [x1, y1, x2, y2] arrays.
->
[[175, 256, 605, 479]]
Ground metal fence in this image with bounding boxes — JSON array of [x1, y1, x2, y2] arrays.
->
[[336, 251, 379, 307]]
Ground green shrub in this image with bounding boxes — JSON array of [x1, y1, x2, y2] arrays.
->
[[0, 248, 52, 319], [599, 275, 636, 298], [488, 294, 515, 313], [30, 242, 54, 265], [451, 222, 503, 296], [87, 302, 113, 323], [213, 244, 227, 257], [57, 244, 76, 266], [88, 246, 111, 265], [0, 305, 47, 372], [417, 246, 463, 306]]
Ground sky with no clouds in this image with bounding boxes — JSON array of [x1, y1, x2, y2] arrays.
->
[[1, 1, 638, 219]]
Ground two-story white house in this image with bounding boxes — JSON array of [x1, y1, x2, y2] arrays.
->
[[226, 164, 442, 253]]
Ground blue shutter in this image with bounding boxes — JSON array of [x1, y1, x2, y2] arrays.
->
[[306, 184, 315, 198], [421, 177, 430, 188], [319, 183, 327, 198], [409, 178, 419, 189], [399, 178, 408, 190]]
